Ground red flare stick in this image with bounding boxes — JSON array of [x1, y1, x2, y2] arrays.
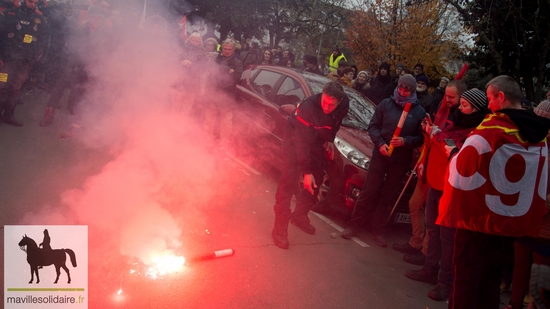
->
[[188, 249, 235, 262], [388, 102, 412, 156]]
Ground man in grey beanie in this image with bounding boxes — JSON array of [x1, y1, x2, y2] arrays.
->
[[341, 74, 426, 247]]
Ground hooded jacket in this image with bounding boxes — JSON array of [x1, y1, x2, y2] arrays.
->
[[285, 93, 350, 174], [437, 109, 550, 237]]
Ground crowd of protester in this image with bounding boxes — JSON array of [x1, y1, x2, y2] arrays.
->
[[3, 1, 550, 308]]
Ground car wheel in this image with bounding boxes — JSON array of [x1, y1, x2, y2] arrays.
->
[[297, 162, 339, 213]]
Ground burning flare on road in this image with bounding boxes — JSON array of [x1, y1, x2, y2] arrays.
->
[[145, 254, 186, 279]]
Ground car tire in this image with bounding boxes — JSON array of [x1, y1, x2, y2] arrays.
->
[[296, 161, 340, 213]]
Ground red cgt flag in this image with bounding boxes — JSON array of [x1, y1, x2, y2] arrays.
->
[[437, 112, 549, 237]]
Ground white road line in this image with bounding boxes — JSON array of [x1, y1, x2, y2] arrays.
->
[[224, 152, 262, 175], [311, 211, 369, 248], [224, 158, 251, 176]]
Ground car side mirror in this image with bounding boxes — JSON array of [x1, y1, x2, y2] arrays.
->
[[279, 104, 296, 116]]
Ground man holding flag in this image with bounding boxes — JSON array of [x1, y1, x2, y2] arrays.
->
[[340, 74, 425, 247], [437, 76, 550, 308]]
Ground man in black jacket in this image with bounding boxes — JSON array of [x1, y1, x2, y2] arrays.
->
[[272, 81, 349, 249]]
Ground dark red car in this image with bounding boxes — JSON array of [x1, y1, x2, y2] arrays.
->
[[233, 65, 414, 224]]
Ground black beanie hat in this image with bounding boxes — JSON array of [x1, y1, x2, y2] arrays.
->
[[303, 54, 318, 65], [379, 62, 390, 71]]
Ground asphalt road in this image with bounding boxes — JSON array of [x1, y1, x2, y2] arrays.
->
[[0, 90, 511, 309]]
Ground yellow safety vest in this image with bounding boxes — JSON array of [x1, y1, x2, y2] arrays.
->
[[329, 53, 347, 72]]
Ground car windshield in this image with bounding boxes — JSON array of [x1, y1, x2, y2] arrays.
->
[[303, 72, 375, 131]]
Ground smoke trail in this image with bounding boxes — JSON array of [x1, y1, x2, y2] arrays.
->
[[22, 2, 227, 266]]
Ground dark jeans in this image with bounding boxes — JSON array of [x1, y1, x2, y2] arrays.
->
[[274, 139, 323, 221], [449, 229, 514, 309], [424, 188, 454, 288], [346, 152, 410, 235]]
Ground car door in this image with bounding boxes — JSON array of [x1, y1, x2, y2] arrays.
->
[[234, 68, 286, 165], [269, 76, 306, 138]]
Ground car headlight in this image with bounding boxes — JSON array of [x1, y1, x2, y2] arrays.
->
[[334, 136, 370, 170]]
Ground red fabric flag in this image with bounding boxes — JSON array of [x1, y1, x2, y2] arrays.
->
[[433, 63, 468, 128], [437, 112, 549, 237], [178, 14, 187, 40]]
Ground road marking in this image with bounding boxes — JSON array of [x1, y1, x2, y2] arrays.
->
[[224, 158, 250, 176], [311, 211, 369, 248], [224, 151, 262, 175]]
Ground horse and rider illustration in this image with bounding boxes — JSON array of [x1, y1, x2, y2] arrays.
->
[[18, 229, 77, 284]]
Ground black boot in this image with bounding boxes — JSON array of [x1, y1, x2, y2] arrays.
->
[[3, 114, 23, 126], [290, 214, 315, 234], [272, 214, 290, 249], [1, 103, 23, 126], [292, 196, 316, 234]]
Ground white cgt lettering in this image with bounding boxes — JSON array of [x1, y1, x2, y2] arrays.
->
[[486, 144, 540, 216], [448, 134, 547, 217], [448, 135, 491, 190]]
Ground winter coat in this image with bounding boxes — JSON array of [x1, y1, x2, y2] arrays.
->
[[338, 76, 352, 87], [365, 73, 392, 105], [431, 87, 445, 116], [242, 48, 261, 70], [368, 97, 425, 163], [351, 79, 371, 96], [416, 90, 434, 114], [285, 93, 350, 174], [214, 52, 243, 98], [179, 42, 209, 80], [0, 6, 49, 63], [326, 70, 339, 81], [381, 81, 397, 103]]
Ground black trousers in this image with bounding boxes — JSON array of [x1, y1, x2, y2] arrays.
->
[[449, 229, 514, 309], [346, 152, 410, 235], [274, 139, 323, 221]]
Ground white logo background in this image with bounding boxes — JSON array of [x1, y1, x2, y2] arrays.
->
[[4, 225, 88, 308]]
